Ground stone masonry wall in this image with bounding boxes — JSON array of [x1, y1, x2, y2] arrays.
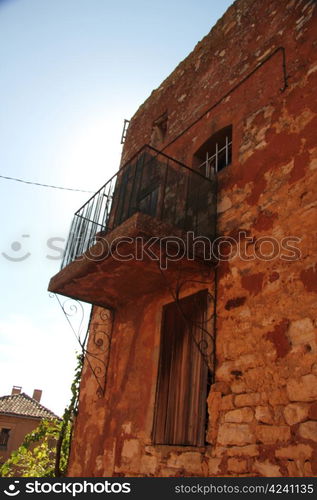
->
[[68, 0, 317, 477]]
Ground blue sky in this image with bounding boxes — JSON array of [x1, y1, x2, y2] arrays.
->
[[0, 0, 233, 416]]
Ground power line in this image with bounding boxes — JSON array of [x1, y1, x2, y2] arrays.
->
[[0, 174, 94, 193]]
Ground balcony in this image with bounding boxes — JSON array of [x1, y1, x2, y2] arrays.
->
[[48, 145, 217, 308]]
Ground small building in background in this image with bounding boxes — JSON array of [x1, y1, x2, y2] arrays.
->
[[0, 386, 59, 465]]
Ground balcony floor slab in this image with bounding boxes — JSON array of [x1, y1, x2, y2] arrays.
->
[[48, 213, 214, 309]]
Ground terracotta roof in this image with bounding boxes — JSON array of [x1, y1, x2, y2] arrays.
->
[[0, 393, 59, 419]]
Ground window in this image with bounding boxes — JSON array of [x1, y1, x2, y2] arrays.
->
[[150, 112, 168, 147], [193, 125, 232, 177], [0, 428, 10, 449], [153, 290, 209, 446]]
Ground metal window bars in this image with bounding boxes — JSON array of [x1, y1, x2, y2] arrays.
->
[[198, 136, 232, 178], [61, 145, 217, 269]]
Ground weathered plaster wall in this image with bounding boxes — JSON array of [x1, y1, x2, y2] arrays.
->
[[69, 278, 215, 477], [68, 0, 317, 477]]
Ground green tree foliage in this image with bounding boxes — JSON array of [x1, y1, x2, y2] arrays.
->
[[0, 353, 83, 477], [0, 419, 63, 477]]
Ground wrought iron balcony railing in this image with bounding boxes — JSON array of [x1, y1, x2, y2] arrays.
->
[[61, 145, 216, 269]]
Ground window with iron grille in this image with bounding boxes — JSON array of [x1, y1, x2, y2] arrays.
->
[[0, 428, 10, 449], [193, 125, 232, 177], [153, 290, 209, 446]]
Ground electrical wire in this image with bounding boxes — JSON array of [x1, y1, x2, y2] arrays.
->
[[0, 173, 94, 193]]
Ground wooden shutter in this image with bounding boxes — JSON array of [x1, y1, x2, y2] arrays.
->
[[153, 290, 208, 446]]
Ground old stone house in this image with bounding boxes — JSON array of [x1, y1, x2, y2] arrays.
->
[[0, 386, 59, 465], [49, 0, 317, 477]]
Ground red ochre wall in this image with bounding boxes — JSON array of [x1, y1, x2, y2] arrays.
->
[[68, 0, 317, 477]]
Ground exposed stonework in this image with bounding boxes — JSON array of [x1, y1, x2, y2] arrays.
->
[[284, 403, 310, 426], [255, 425, 291, 445], [224, 407, 254, 423], [253, 460, 282, 477], [218, 423, 255, 446], [299, 421, 317, 442], [287, 375, 317, 402], [255, 406, 274, 424]]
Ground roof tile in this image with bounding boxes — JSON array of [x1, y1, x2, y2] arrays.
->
[[0, 393, 59, 419]]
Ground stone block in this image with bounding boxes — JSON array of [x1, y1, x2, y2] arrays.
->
[[210, 381, 231, 395], [255, 406, 274, 424], [224, 407, 254, 423], [221, 394, 235, 411], [227, 444, 259, 457], [218, 423, 255, 446], [285, 461, 300, 476], [288, 318, 316, 351], [268, 388, 289, 406], [275, 444, 313, 460], [231, 381, 248, 394], [208, 457, 222, 475], [299, 421, 317, 442], [253, 460, 282, 477], [283, 403, 309, 425], [167, 452, 202, 475], [244, 368, 267, 392], [287, 374, 317, 402], [235, 392, 261, 407], [228, 458, 248, 473], [210, 446, 226, 458], [217, 362, 235, 383], [255, 425, 290, 444]]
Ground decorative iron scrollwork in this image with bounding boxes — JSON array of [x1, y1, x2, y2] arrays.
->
[[49, 294, 87, 347], [86, 307, 114, 398], [179, 290, 215, 370], [50, 294, 114, 397]]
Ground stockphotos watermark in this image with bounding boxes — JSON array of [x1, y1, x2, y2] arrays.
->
[[2, 231, 301, 269], [1, 478, 315, 499], [2, 479, 131, 497]]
